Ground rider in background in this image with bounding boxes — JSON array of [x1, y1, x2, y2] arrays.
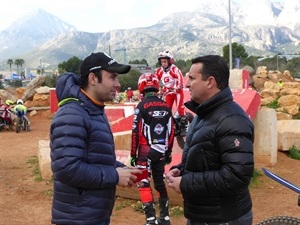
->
[[155, 50, 187, 128], [131, 73, 175, 225], [126, 87, 134, 102], [0, 99, 14, 129], [13, 99, 30, 130]]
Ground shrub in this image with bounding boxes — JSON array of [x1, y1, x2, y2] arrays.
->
[[266, 99, 279, 109], [287, 145, 300, 160]]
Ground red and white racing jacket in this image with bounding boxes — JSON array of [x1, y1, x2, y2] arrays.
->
[[156, 64, 184, 92]]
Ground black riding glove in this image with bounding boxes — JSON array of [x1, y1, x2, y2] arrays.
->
[[165, 151, 172, 165]]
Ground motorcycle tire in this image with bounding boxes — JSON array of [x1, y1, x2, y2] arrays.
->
[[0, 117, 4, 132], [176, 112, 194, 149], [16, 118, 21, 133], [22, 120, 27, 131], [26, 122, 31, 132], [256, 216, 300, 225]]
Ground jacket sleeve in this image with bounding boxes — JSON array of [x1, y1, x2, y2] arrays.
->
[[167, 116, 175, 152], [180, 114, 254, 196], [50, 105, 119, 189], [155, 67, 163, 80], [131, 105, 142, 156], [170, 65, 184, 90]]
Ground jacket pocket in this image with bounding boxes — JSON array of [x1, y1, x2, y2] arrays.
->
[[185, 145, 207, 172]]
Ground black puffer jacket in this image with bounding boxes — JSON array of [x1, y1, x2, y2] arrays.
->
[[177, 87, 254, 223]]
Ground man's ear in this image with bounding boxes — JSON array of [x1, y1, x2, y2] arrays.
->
[[88, 73, 97, 86], [206, 76, 216, 89]]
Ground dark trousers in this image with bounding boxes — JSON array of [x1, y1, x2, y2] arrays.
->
[[137, 145, 168, 199], [186, 209, 253, 225]]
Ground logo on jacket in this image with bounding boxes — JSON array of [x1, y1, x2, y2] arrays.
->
[[134, 108, 140, 114], [149, 110, 169, 118], [234, 139, 240, 147], [154, 124, 164, 135]]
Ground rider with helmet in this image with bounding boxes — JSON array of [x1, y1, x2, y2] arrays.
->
[[0, 99, 14, 129], [155, 50, 187, 128], [126, 87, 134, 102], [131, 73, 175, 225], [13, 99, 30, 130]]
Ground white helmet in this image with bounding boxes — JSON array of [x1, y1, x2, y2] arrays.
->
[[157, 50, 174, 64], [17, 99, 23, 105]]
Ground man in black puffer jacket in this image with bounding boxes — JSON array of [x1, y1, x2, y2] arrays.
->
[[166, 55, 254, 225]]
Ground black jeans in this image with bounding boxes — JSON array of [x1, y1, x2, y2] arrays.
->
[[186, 209, 253, 225]]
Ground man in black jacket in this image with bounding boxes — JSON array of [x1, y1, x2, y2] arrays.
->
[[166, 55, 254, 225]]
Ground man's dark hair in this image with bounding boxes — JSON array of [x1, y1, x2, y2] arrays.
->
[[80, 70, 103, 88], [191, 55, 229, 90]]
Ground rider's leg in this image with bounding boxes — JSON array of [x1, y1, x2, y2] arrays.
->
[[176, 90, 185, 117], [137, 145, 158, 225], [152, 159, 170, 225], [176, 91, 188, 132], [164, 93, 176, 111]]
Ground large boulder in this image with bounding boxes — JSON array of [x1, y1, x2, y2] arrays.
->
[[0, 89, 18, 103], [21, 75, 46, 101]]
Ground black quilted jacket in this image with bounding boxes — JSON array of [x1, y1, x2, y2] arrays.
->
[[174, 87, 254, 223]]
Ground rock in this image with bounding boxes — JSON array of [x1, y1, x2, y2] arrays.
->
[[278, 95, 300, 107], [0, 89, 18, 103], [32, 93, 50, 107], [36, 86, 50, 94], [21, 75, 46, 101]]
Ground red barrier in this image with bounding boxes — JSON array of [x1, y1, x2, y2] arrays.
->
[[110, 115, 134, 133], [50, 88, 58, 113], [232, 89, 261, 120], [106, 108, 125, 122]]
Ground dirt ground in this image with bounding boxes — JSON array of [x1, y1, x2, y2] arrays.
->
[[0, 111, 299, 225]]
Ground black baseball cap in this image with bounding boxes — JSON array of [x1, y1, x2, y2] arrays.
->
[[80, 52, 131, 76]]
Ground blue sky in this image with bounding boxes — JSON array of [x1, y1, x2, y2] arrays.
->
[[0, 0, 285, 33]]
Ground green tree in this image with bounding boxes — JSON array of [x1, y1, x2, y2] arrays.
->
[[223, 42, 248, 67], [14, 59, 25, 76], [37, 68, 45, 75], [140, 59, 148, 66], [7, 59, 13, 72], [118, 69, 141, 92], [42, 74, 58, 88], [174, 59, 192, 75], [58, 56, 82, 74], [242, 56, 261, 69], [285, 57, 300, 77], [128, 59, 149, 66]]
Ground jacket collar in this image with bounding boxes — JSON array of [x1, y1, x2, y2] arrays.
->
[[185, 87, 233, 118]]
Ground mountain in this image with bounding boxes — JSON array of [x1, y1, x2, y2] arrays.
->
[[0, 1, 299, 70], [0, 8, 77, 62]]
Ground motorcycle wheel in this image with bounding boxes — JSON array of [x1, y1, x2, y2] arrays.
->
[[0, 118, 4, 132], [16, 118, 21, 133], [22, 120, 27, 131], [256, 216, 300, 225], [176, 112, 194, 149], [26, 121, 30, 131]]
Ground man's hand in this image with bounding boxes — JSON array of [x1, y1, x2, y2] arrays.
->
[[116, 167, 142, 187], [165, 151, 172, 165], [166, 168, 182, 194], [130, 155, 136, 167], [167, 176, 182, 194]]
